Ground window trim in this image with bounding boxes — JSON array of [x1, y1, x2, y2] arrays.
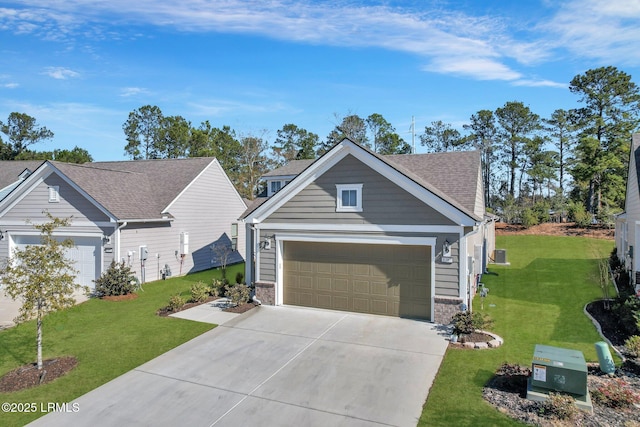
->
[[48, 186, 60, 203], [336, 184, 363, 212]]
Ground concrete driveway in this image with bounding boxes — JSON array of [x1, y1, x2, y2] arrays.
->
[[30, 305, 449, 427]]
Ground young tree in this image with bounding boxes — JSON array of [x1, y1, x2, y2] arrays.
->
[[569, 66, 640, 215], [0, 213, 83, 377], [420, 120, 463, 152], [0, 112, 54, 160], [495, 101, 541, 198], [122, 105, 164, 159], [463, 110, 497, 207], [271, 123, 318, 165]]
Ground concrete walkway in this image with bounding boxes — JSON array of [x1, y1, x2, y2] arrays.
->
[[30, 305, 449, 427]]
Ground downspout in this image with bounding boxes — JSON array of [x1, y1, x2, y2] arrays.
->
[[116, 221, 128, 263], [248, 223, 262, 304]]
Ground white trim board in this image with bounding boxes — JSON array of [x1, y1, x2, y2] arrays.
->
[[257, 222, 464, 234]]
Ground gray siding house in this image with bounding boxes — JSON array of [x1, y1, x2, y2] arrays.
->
[[241, 138, 495, 324], [0, 158, 246, 289], [616, 133, 640, 295]]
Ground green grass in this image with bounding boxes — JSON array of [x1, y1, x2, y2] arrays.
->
[[0, 263, 245, 427], [420, 235, 615, 426]]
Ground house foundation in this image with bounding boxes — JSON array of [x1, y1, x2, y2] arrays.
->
[[434, 296, 464, 324], [255, 281, 276, 305]]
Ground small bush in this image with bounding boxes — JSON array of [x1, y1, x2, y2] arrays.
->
[[210, 279, 226, 297], [167, 294, 185, 312], [451, 311, 493, 336], [235, 271, 244, 284], [94, 261, 138, 297], [624, 335, 640, 358], [190, 281, 210, 303], [538, 392, 577, 420], [591, 378, 640, 408], [521, 208, 539, 229], [225, 283, 250, 306], [568, 202, 591, 227]]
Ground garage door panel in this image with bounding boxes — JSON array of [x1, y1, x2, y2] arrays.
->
[[353, 280, 370, 294], [283, 242, 431, 320]]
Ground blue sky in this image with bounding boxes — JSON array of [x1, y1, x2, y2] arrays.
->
[[1, 0, 639, 161]]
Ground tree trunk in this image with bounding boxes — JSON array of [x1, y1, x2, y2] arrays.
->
[[37, 310, 42, 371]]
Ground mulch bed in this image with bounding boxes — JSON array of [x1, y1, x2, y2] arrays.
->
[[0, 357, 78, 393], [156, 297, 258, 317], [101, 293, 138, 301]]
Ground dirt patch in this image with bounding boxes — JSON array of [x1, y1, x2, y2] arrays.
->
[[101, 293, 138, 302], [223, 302, 259, 314], [0, 356, 78, 393], [495, 222, 614, 240]]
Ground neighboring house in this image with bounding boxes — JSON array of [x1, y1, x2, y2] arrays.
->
[[241, 138, 495, 324], [616, 133, 640, 295], [0, 158, 246, 290]]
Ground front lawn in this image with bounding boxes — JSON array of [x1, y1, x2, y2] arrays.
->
[[0, 263, 244, 427], [420, 235, 614, 426]]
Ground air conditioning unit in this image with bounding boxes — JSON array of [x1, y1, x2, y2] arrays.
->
[[495, 249, 507, 264]]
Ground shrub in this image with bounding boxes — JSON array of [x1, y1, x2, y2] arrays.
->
[[94, 261, 138, 297], [591, 378, 640, 408], [225, 283, 250, 306], [167, 294, 185, 312], [568, 201, 591, 227], [235, 271, 244, 284], [190, 281, 209, 303], [521, 208, 539, 229], [451, 311, 492, 336], [538, 392, 577, 420], [613, 295, 640, 336], [624, 335, 640, 358], [210, 279, 226, 297]]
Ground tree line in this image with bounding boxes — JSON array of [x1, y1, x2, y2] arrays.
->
[[2, 66, 639, 219]]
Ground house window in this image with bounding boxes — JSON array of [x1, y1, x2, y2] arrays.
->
[[231, 223, 238, 251], [270, 181, 282, 194], [336, 184, 363, 212], [48, 186, 59, 203]]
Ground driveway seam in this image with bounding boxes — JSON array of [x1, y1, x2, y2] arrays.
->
[[208, 312, 349, 427]]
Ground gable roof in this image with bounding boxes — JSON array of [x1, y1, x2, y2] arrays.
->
[[1, 158, 218, 220], [0, 160, 45, 200], [244, 139, 483, 224]]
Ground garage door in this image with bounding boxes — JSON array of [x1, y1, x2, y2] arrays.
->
[[13, 235, 101, 289], [283, 241, 431, 320]]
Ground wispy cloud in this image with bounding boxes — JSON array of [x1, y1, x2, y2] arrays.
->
[[5, 0, 639, 83], [2, 82, 19, 88], [42, 66, 80, 79], [541, 0, 640, 66], [119, 87, 149, 97]]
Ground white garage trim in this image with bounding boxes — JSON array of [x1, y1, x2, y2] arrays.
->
[[274, 233, 436, 320]]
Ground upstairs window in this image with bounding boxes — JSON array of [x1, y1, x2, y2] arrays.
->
[[48, 186, 60, 203], [336, 184, 363, 212], [270, 181, 282, 193]]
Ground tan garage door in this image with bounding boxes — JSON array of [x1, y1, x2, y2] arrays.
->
[[283, 241, 431, 320]]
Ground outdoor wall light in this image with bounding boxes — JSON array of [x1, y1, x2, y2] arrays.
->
[[443, 239, 451, 255]]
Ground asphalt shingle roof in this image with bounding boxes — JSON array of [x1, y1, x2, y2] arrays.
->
[[2, 158, 215, 220]]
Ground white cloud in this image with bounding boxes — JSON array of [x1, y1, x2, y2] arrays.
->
[[42, 66, 80, 79], [2, 82, 19, 88], [541, 0, 640, 65], [119, 87, 149, 97]]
